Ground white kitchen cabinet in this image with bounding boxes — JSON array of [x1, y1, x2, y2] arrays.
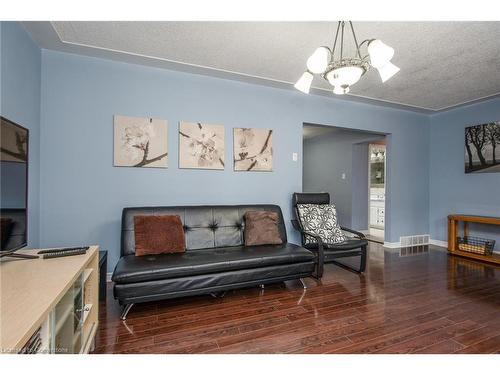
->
[[369, 203, 385, 229]]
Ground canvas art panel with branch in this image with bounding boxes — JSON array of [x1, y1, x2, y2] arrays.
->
[[465, 122, 500, 174], [114, 115, 168, 168], [179, 122, 225, 170], [233, 128, 273, 171]]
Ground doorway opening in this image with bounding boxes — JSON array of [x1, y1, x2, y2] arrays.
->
[[367, 141, 386, 243], [302, 123, 388, 243]]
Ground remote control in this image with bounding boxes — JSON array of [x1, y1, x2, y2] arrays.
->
[[38, 246, 89, 255]]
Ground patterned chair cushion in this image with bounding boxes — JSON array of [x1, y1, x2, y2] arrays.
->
[[297, 204, 346, 245]]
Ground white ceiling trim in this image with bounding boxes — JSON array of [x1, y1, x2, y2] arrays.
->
[[50, 23, 442, 113], [24, 21, 500, 114], [51, 28, 314, 92], [50, 22, 302, 85]]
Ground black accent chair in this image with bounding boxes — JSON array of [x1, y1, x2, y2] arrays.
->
[[112, 204, 315, 320], [292, 192, 368, 277]]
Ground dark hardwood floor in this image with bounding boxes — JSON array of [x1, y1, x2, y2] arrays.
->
[[92, 243, 500, 354]]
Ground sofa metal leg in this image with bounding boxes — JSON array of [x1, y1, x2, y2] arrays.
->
[[210, 291, 227, 298], [260, 284, 265, 289], [120, 303, 134, 320], [299, 278, 307, 289]]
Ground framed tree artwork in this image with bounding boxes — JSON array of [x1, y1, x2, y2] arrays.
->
[[179, 122, 225, 170], [233, 128, 273, 171], [114, 115, 168, 168], [465, 122, 500, 173]]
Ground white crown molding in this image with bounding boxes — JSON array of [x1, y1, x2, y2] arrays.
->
[[53, 39, 436, 114], [22, 21, 500, 115], [50, 27, 500, 114]]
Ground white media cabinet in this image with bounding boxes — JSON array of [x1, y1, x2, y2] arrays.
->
[[0, 246, 99, 354]]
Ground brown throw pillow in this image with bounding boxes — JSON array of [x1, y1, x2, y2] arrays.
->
[[134, 215, 186, 256], [244, 211, 283, 246]]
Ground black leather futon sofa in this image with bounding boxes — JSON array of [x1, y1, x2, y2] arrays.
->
[[112, 205, 316, 319]]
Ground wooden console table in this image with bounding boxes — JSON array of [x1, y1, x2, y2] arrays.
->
[[448, 214, 500, 265], [0, 246, 99, 354]]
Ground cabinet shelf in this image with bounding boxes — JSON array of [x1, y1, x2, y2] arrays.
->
[[0, 246, 99, 354], [54, 304, 73, 335], [80, 322, 97, 354], [448, 248, 500, 265], [448, 214, 500, 265]]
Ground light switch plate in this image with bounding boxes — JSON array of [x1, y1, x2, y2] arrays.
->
[[292, 153, 298, 162]]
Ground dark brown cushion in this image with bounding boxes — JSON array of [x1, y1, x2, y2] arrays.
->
[[134, 215, 186, 256], [244, 211, 283, 246]]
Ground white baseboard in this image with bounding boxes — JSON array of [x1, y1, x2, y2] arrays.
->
[[429, 239, 448, 248], [384, 237, 448, 249], [383, 241, 401, 248]]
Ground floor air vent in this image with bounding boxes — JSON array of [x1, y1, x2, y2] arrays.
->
[[400, 234, 430, 247]]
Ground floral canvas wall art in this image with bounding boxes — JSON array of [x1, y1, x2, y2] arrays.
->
[[114, 115, 168, 168], [179, 122, 225, 170], [233, 128, 273, 171]]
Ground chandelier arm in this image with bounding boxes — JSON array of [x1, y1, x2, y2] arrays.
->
[[340, 21, 345, 61], [349, 21, 363, 60], [331, 21, 341, 61], [297, 22, 398, 94], [358, 39, 375, 50]]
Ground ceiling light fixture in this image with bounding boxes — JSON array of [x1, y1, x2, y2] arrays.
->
[[295, 21, 400, 95]]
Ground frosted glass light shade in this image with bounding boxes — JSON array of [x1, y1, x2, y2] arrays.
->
[[368, 39, 395, 69], [294, 71, 314, 94], [377, 61, 400, 82], [333, 86, 350, 95], [306, 47, 331, 74], [326, 66, 363, 87]]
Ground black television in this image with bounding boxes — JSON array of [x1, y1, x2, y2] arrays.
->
[[0, 116, 34, 259]]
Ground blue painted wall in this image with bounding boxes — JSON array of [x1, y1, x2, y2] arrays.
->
[[0, 22, 41, 247], [40, 50, 430, 271], [5, 22, 499, 269], [429, 97, 500, 250]]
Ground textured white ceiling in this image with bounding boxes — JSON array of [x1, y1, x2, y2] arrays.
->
[[28, 21, 500, 111]]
